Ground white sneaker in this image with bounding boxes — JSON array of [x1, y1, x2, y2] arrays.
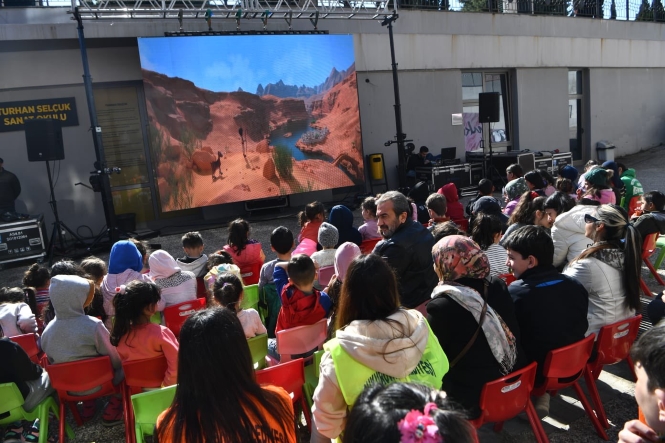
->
[[533, 392, 551, 419]]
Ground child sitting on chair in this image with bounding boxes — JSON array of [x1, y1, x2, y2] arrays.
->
[[223, 219, 265, 268], [177, 231, 209, 299], [110, 281, 178, 387], [0, 287, 37, 338], [358, 196, 382, 241], [259, 227, 294, 338], [212, 272, 266, 339], [311, 223, 339, 289]]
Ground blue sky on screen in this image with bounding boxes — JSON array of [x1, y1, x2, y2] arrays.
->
[[138, 35, 355, 93]]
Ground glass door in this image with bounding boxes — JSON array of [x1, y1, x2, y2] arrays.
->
[[568, 70, 584, 161]]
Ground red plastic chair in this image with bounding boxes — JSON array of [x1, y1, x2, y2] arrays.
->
[[641, 233, 665, 297], [240, 261, 263, 286], [256, 358, 310, 429], [498, 273, 517, 286], [9, 333, 43, 365], [584, 315, 642, 429], [627, 195, 641, 218], [360, 238, 381, 254], [470, 362, 547, 442], [532, 334, 609, 441], [318, 265, 335, 287], [46, 356, 124, 443], [293, 238, 318, 257], [122, 356, 168, 443], [271, 318, 328, 364], [163, 297, 206, 338]]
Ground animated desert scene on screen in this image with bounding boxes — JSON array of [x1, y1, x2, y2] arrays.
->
[[139, 35, 363, 211]]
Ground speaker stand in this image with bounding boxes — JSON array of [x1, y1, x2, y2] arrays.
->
[[45, 161, 87, 266], [480, 123, 506, 187]]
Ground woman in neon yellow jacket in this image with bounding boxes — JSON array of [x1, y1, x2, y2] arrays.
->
[[310, 254, 449, 442]]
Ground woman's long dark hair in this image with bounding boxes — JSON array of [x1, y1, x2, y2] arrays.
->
[[227, 219, 250, 254], [156, 308, 293, 443], [573, 204, 642, 311], [508, 192, 546, 226], [471, 213, 503, 251], [544, 191, 576, 216], [212, 272, 243, 313], [110, 280, 161, 347]]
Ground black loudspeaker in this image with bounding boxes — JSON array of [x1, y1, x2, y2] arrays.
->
[[478, 92, 500, 123], [25, 119, 64, 162]]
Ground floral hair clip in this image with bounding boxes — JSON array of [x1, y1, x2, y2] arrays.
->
[[115, 285, 127, 294], [397, 402, 442, 443]]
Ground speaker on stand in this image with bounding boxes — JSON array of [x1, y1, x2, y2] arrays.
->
[[24, 118, 86, 265], [478, 92, 504, 186]]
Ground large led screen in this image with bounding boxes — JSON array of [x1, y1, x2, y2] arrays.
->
[[137, 35, 363, 211]]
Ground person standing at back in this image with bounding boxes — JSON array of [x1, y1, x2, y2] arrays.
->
[[0, 158, 21, 214], [373, 191, 438, 309]]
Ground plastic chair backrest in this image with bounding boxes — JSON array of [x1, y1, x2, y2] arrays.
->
[[642, 233, 660, 259], [541, 334, 596, 385], [276, 318, 328, 362], [590, 315, 642, 371], [9, 333, 41, 364], [163, 297, 206, 338], [123, 356, 168, 396], [293, 238, 318, 256], [498, 273, 517, 286], [240, 262, 263, 286], [131, 385, 177, 439], [628, 195, 641, 217], [318, 266, 335, 287], [0, 383, 26, 422], [248, 333, 268, 369], [241, 284, 259, 311], [255, 358, 305, 403], [47, 356, 117, 402], [360, 238, 381, 254], [476, 362, 538, 425]]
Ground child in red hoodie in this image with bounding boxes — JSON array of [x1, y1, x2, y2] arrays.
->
[[274, 254, 332, 333], [437, 182, 468, 232]]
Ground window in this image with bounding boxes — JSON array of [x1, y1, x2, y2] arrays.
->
[[462, 72, 512, 152]]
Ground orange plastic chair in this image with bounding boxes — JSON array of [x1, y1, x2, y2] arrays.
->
[[532, 334, 609, 441], [641, 233, 665, 297], [163, 297, 206, 338], [122, 356, 168, 443], [470, 362, 547, 442], [240, 261, 263, 286], [318, 265, 335, 288], [47, 355, 124, 443], [256, 358, 310, 429], [627, 195, 641, 217], [9, 333, 43, 365], [360, 238, 381, 254], [498, 273, 517, 286], [272, 318, 328, 364], [584, 315, 642, 429], [293, 238, 318, 256]]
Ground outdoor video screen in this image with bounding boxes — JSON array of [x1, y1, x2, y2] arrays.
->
[[137, 35, 363, 211]]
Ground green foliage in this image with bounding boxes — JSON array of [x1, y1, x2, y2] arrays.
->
[[653, 0, 665, 21], [636, 0, 653, 19], [460, 0, 502, 12], [148, 123, 165, 168], [165, 169, 193, 210], [272, 144, 293, 178], [180, 126, 202, 159]]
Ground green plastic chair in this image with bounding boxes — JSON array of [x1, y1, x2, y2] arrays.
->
[[303, 350, 325, 411], [131, 385, 177, 443], [653, 235, 665, 269], [0, 383, 73, 443], [241, 284, 260, 312], [248, 333, 268, 370], [149, 311, 162, 325]]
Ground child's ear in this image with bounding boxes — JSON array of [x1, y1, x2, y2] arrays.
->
[[271, 245, 277, 252], [288, 277, 293, 284], [656, 389, 665, 423]]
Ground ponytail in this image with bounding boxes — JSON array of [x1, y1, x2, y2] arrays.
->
[[23, 287, 38, 316], [212, 272, 244, 313], [471, 213, 502, 251], [623, 223, 642, 312]]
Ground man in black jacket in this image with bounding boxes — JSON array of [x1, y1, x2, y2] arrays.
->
[[373, 191, 438, 309], [0, 158, 21, 213], [503, 225, 589, 418], [633, 191, 665, 241]]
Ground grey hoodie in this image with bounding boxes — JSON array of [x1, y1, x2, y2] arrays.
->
[[312, 309, 431, 439], [41, 275, 123, 384]]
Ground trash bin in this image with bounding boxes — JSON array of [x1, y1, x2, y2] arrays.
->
[[596, 141, 615, 162], [369, 154, 384, 180]]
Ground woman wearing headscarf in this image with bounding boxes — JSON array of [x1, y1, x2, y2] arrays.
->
[[502, 177, 529, 217], [426, 235, 525, 419], [149, 250, 198, 308]]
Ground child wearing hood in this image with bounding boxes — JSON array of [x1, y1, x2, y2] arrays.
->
[[101, 240, 153, 321], [41, 275, 125, 426], [149, 250, 197, 308], [437, 183, 466, 231], [328, 205, 362, 247]]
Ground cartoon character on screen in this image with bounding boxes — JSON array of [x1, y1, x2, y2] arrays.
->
[[211, 151, 223, 183], [178, 9, 183, 31], [204, 8, 212, 31], [239, 128, 247, 158]]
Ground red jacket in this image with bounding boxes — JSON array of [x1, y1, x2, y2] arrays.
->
[[299, 220, 322, 244], [275, 283, 327, 333], [437, 183, 466, 225]]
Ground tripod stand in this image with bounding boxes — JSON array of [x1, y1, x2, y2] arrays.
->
[[480, 122, 506, 187], [45, 161, 86, 266]]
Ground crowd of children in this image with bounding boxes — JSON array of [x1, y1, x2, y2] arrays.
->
[[1, 158, 665, 443]]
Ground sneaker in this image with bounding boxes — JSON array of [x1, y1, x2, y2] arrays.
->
[[79, 399, 96, 421], [102, 396, 124, 427], [3, 428, 23, 443], [533, 392, 551, 419]]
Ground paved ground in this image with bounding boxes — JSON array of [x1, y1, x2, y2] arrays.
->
[[2, 145, 664, 442]]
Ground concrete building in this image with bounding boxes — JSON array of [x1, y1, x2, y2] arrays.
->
[[1, 7, 664, 234]]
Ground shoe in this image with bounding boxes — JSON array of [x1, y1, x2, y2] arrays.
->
[[79, 399, 96, 421], [533, 392, 551, 419], [102, 396, 124, 427], [3, 427, 23, 443]]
